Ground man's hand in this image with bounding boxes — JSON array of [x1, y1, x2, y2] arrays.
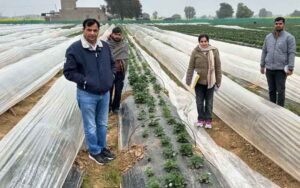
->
[[260, 67, 265, 74], [287, 70, 293, 76]]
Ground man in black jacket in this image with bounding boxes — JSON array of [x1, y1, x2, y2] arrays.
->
[[64, 18, 116, 165]]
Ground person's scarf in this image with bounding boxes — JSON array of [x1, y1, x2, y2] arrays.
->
[[199, 45, 216, 89], [108, 38, 129, 60]]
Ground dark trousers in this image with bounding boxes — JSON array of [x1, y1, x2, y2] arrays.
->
[[110, 71, 125, 111], [195, 84, 214, 121], [266, 69, 287, 107]]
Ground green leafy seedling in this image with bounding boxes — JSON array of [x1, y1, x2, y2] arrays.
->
[[179, 144, 193, 157], [198, 172, 211, 184], [189, 155, 204, 169], [164, 160, 179, 173]]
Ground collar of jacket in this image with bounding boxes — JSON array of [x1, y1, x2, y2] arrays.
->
[[81, 35, 103, 50]]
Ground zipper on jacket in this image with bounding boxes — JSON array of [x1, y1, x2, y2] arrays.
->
[[272, 36, 278, 70]]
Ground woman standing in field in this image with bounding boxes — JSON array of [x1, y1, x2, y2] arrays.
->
[[186, 34, 222, 129]]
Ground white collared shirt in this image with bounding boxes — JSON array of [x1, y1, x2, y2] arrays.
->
[[81, 35, 103, 51]]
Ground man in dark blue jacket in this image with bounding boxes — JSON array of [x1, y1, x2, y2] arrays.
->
[[64, 18, 116, 165]]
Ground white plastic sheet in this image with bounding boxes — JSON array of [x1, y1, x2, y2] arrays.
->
[[0, 26, 82, 53], [135, 25, 300, 104], [0, 36, 67, 69], [0, 24, 73, 36], [153, 26, 300, 76], [0, 36, 80, 115], [0, 77, 83, 188], [127, 25, 300, 182], [127, 33, 279, 188]]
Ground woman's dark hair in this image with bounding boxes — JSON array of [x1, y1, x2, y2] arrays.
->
[[82, 18, 100, 29], [274, 17, 285, 23], [198, 34, 209, 42]]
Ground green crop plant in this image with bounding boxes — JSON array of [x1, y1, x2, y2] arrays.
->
[[149, 75, 157, 84], [154, 126, 165, 137], [158, 97, 166, 106], [167, 118, 177, 125], [163, 106, 171, 119], [142, 130, 149, 138], [148, 118, 160, 127], [173, 123, 186, 134], [164, 172, 185, 188], [176, 133, 189, 143], [179, 144, 193, 157], [138, 109, 147, 120], [146, 177, 160, 188], [153, 83, 162, 94], [145, 167, 154, 177], [164, 160, 179, 173], [198, 172, 211, 184], [189, 155, 204, 169], [163, 146, 177, 159], [161, 136, 171, 147]]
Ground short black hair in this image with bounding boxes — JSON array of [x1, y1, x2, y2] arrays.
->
[[82, 18, 100, 29], [112, 26, 122, 34], [198, 34, 209, 42], [274, 17, 285, 23]]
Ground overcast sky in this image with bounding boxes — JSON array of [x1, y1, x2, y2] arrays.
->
[[0, 0, 299, 17]]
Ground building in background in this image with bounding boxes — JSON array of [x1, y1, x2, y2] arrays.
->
[[43, 0, 107, 22]]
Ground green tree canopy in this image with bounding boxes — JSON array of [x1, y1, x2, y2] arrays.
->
[[258, 8, 273, 17], [216, 3, 234, 18], [104, 0, 142, 20], [236, 3, 254, 18], [172, 14, 181, 20], [152, 11, 158, 19], [184, 6, 196, 19]]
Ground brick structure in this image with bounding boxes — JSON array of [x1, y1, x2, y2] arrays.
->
[[49, 0, 107, 21]]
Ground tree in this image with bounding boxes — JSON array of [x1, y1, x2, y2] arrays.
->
[[258, 8, 272, 17], [236, 3, 254, 18], [142, 13, 150, 20], [100, 5, 106, 13], [184, 6, 196, 19], [172, 14, 181, 20], [290, 10, 300, 17], [131, 0, 142, 19], [216, 3, 234, 18], [152, 11, 158, 19], [104, 0, 142, 20]]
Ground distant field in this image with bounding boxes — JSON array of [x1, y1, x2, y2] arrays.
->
[[0, 18, 45, 24], [156, 21, 300, 55]]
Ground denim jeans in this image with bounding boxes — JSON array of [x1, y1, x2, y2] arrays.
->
[[110, 71, 125, 111], [266, 69, 287, 107], [77, 88, 109, 155], [195, 84, 214, 121]]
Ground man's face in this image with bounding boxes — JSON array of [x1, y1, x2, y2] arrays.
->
[[274, 20, 284, 31], [83, 23, 99, 44], [111, 32, 122, 42]]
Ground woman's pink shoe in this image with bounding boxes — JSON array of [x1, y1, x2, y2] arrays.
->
[[205, 120, 212, 129], [197, 120, 205, 127]]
